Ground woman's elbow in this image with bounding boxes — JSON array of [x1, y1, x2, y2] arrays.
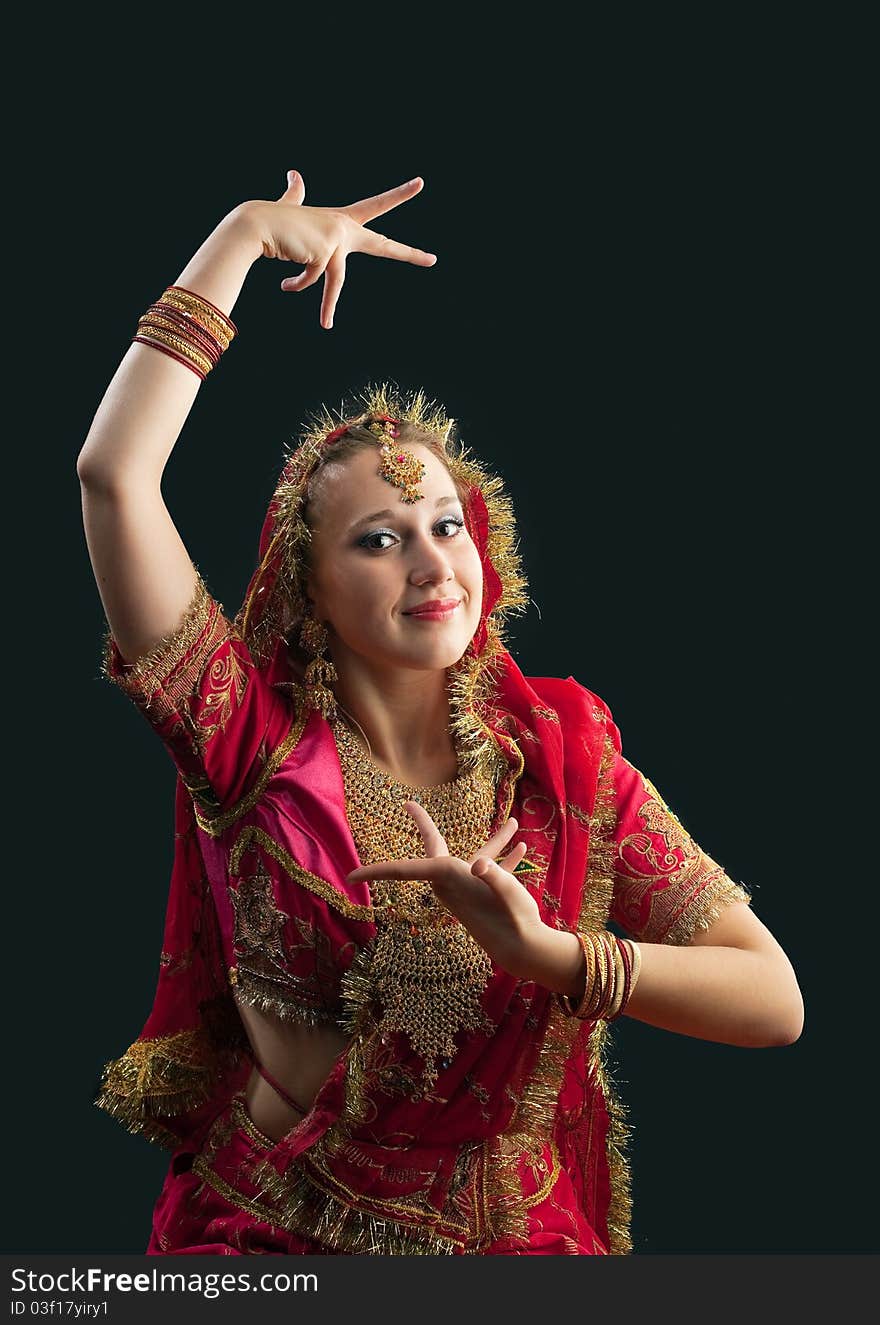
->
[[769, 992, 805, 1046]]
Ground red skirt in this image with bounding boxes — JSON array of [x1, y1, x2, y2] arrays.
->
[[146, 1092, 608, 1256]]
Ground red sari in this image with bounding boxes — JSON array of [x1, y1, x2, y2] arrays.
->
[[96, 411, 752, 1256]]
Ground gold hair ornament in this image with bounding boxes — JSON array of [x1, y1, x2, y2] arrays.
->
[[367, 417, 427, 503]]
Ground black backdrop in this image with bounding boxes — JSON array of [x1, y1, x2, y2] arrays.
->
[[7, 15, 871, 1257]]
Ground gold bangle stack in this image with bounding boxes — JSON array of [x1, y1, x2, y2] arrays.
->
[[558, 930, 642, 1022], [132, 284, 238, 381]]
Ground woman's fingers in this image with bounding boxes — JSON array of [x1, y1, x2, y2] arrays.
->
[[343, 176, 424, 225], [346, 857, 447, 883], [278, 168, 306, 206], [499, 840, 529, 872], [468, 817, 519, 868], [472, 840, 528, 881], [353, 226, 437, 266], [403, 800, 449, 856], [280, 258, 327, 294], [319, 252, 347, 330]]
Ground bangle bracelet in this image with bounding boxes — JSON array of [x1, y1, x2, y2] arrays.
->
[[130, 283, 237, 381], [558, 931, 642, 1023]]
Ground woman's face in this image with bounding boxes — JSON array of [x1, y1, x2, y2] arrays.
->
[[304, 443, 484, 675]]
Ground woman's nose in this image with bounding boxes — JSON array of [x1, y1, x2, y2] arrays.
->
[[408, 534, 456, 583]]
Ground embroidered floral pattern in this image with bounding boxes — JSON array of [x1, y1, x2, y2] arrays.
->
[[611, 759, 753, 946]]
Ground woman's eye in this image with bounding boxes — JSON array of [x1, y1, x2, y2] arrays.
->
[[359, 516, 464, 551]]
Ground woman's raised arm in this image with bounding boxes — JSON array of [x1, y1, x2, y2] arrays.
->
[[76, 171, 435, 667]]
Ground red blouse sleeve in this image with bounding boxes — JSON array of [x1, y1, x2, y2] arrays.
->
[[607, 750, 753, 945], [101, 570, 297, 818]]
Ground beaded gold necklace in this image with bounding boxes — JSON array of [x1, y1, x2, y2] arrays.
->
[[331, 712, 501, 1090]]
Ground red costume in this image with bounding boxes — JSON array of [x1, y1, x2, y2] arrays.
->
[[97, 390, 752, 1255]]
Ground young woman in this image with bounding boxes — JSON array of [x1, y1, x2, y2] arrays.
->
[[78, 168, 804, 1256]]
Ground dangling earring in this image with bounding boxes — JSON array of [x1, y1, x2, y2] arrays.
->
[[298, 610, 338, 720]]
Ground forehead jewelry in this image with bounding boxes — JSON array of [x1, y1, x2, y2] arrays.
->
[[367, 418, 426, 504]]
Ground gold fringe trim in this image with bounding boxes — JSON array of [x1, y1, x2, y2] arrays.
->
[[487, 734, 634, 1252], [229, 825, 375, 923], [335, 938, 391, 1129], [579, 736, 618, 932], [231, 967, 341, 1030], [580, 736, 633, 1255], [663, 874, 754, 947], [94, 1030, 237, 1149], [100, 569, 216, 696], [244, 1150, 464, 1254], [191, 1157, 291, 1230], [586, 1018, 634, 1256]]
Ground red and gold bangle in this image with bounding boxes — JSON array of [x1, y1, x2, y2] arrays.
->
[[144, 303, 225, 364], [607, 938, 642, 1022], [134, 322, 213, 378], [164, 283, 238, 338], [130, 283, 237, 381], [139, 310, 222, 367], [133, 332, 208, 381], [159, 287, 237, 350]]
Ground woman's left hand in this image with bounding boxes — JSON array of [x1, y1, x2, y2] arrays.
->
[[345, 803, 547, 980]]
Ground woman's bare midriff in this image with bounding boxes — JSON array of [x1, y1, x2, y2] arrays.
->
[[234, 995, 353, 1144]]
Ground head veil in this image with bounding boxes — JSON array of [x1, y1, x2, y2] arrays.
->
[[233, 382, 531, 779]]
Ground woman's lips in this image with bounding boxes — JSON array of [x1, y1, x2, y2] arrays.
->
[[404, 599, 461, 621]]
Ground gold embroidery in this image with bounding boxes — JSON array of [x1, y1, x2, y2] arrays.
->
[[229, 825, 374, 922], [191, 1157, 286, 1230], [101, 571, 216, 700], [566, 800, 591, 830], [200, 1108, 239, 1168], [664, 874, 753, 947], [616, 765, 753, 946], [230, 864, 290, 963], [227, 834, 360, 1026], [193, 706, 309, 836], [194, 641, 249, 747], [102, 573, 247, 767], [231, 1095, 275, 1151]]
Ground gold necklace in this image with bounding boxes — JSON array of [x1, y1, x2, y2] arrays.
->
[[332, 710, 501, 1091]]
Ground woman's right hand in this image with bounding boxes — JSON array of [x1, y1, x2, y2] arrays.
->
[[246, 170, 437, 330]]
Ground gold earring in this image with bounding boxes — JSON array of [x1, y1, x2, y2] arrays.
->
[[298, 611, 338, 720]]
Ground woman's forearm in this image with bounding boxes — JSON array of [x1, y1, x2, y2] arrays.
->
[[526, 926, 803, 1048], [76, 203, 264, 489]]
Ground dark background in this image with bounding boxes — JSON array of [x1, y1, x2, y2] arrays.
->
[[7, 15, 871, 1256]]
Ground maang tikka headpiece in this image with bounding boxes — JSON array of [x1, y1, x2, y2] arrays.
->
[[367, 416, 427, 503]]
